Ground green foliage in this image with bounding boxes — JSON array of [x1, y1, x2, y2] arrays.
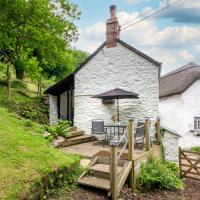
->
[[0, 0, 80, 80], [71, 50, 89, 68], [191, 146, 200, 152], [0, 106, 79, 199], [11, 80, 27, 89], [23, 119, 34, 128], [137, 156, 183, 192], [18, 101, 49, 124], [163, 160, 179, 177], [44, 120, 71, 141], [160, 127, 166, 137]]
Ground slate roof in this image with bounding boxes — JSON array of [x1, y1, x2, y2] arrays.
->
[[45, 39, 161, 95], [160, 62, 200, 98]]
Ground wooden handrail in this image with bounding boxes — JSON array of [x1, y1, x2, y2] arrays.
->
[[117, 140, 128, 160], [135, 124, 144, 129]]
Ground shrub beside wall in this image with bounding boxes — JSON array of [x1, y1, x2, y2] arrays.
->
[[137, 156, 183, 192], [21, 161, 82, 200]]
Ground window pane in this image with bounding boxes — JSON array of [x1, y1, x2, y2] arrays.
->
[[194, 117, 200, 130]]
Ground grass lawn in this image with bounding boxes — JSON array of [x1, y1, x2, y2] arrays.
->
[[0, 80, 80, 199]]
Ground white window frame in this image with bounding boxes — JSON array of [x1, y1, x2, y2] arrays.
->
[[194, 117, 200, 130]]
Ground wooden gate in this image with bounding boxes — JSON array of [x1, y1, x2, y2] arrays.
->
[[179, 148, 200, 180]]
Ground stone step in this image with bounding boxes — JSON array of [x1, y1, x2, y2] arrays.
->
[[77, 176, 110, 191], [61, 135, 95, 147], [68, 126, 77, 132], [65, 130, 84, 139], [90, 164, 122, 179]]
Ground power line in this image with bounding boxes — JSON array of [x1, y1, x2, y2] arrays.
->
[[121, 0, 182, 32], [120, 1, 170, 27]]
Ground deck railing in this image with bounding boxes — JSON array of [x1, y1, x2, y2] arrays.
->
[[110, 117, 161, 200]]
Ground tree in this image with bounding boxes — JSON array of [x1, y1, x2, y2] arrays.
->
[[0, 0, 80, 80], [72, 50, 89, 68]]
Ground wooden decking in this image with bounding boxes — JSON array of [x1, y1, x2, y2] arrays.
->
[[63, 141, 146, 158], [63, 118, 162, 200], [63, 141, 162, 190]]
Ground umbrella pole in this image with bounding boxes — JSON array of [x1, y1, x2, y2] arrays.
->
[[117, 98, 119, 122]]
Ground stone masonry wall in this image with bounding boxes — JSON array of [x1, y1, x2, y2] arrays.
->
[[74, 42, 160, 134], [49, 95, 58, 125], [162, 127, 180, 163]]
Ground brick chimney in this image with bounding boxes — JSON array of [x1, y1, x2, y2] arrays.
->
[[106, 5, 120, 48]]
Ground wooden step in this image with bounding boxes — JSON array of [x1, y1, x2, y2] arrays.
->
[[61, 135, 95, 147], [90, 164, 122, 179], [64, 130, 84, 139], [68, 126, 77, 132], [77, 176, 110, 191]]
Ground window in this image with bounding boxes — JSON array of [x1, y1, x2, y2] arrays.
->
[[194, 117, 200, 130]]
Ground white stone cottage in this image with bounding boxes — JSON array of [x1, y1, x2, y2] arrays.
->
[[159, 62, 200, 148], [45, 6, 161, 134]]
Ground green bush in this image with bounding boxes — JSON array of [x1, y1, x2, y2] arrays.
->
[[191, 146, 200, 152], [0, 79, 27, 89], [44, 120, 71, 141], [0, 97, 49, 124], [163, 160, 179, 176], [19, 101, 49, 124], [23, 119, 33, 128], [137, 156, 183, 191], [12, 80, 27, 89]]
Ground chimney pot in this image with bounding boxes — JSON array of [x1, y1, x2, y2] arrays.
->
[[106, 5, 120, 48], [110, 5, 116, 18]]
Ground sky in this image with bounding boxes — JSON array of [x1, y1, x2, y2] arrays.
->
[[70, 0, 200, 75]]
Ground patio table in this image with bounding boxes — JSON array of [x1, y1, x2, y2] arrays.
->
[[104, 123, 127, 143]]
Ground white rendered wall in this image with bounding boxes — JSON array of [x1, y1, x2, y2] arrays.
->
[[49, 95, 58, 125], [162, 129, 179, 163], [74, 43, 160, 134], [159, 79, 200, 148]]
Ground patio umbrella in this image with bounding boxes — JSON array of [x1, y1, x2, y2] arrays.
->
[[92, 88, 139, 121]]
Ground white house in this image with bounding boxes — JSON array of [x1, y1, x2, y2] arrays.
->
[[159, 62, 200, 148], [45, 6, 161, 134]]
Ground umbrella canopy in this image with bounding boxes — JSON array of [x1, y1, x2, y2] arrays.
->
[[92, 88, 139, 121]]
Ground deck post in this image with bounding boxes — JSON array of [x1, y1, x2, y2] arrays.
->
[[179, 147, 182, 178], [110, 143, 118, 200], [128, 117, 135, 191], [145, 117, 150, 151], [157, 117, 161, 145]]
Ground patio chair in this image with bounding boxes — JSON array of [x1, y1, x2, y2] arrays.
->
[[134, 121, 145, 150], [91, 120, 108, 145]]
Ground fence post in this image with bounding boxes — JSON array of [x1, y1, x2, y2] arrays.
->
[[37, 76, 42, 97], [157, 117, 161, 145], [179, 147, 182, 179], [145, 117, 150, 151], [110, 143, 118, 200], [7, 71, 11, 100], [128, 117, 135, 191]]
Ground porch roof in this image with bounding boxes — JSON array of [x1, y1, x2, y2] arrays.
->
[[44, 73, 74, 96]]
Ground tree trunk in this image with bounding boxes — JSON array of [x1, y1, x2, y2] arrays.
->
[[7, 71, 11, 100], [37, 76, 42, 97], [6, 65, 11, 100], [15, 68, 24, 80]]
